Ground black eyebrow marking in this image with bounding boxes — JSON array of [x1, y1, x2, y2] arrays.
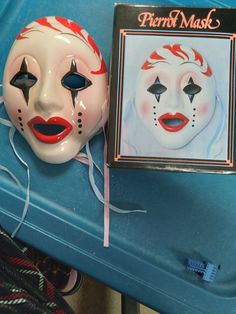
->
[[183, 77, 202, 103], [147, 75, 167, 102], [62, 59, 92, 107], [10, 57, 38, 105]]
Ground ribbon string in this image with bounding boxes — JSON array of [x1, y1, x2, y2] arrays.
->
[[0, 165, 22, 188], [103, 128, 110, 247], [75, 135, 146, 247], [74, 152, 103, 176], [0, 101, 30, 238], [85, 141, 146, 214], [0, 99, 146, 245], [9, 127, 30, 238]]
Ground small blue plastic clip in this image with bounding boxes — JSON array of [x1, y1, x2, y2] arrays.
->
[[186, 258, 219, 282], [203, 262, 218, 282]]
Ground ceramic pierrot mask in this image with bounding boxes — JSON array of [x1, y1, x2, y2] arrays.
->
[[135, 44, 216, 149], [3, 16, 108, 163]]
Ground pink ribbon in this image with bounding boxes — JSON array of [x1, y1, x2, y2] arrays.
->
[[74, 132, 110, 247], [74, 154, 89, 166], [103, 137, 110, 247]]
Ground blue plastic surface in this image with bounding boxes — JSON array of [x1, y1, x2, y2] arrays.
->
[[1, 1, 236, 314]]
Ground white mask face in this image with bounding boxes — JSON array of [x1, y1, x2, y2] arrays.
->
[[3, 17, 108, 163], [135, 44, 216, 149]]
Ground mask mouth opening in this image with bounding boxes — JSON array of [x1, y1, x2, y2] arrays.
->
[[34, 123, 66, 136], [27, 116, 73, 144], [162, 118, 185, 127], [158, 113, 189, 132]]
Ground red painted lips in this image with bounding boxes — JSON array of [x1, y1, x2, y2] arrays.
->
[[158, 113, 189, 132], [27, 116, 72, 144]]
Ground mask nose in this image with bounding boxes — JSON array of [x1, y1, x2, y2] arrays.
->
[[168, 90, 181, 111], [35, 72, 63, 114]]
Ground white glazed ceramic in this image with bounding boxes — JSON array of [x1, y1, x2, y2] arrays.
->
[[3, 16, 108, 163]]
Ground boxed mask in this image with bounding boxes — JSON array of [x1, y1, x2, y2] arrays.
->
[[108, 4, 236, 173]]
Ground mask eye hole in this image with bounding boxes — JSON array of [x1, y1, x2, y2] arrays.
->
[[147, 76, 167, 102], [62, 72, 92, 91], [183, 77, 202, 103], [147, 83, 167, 95], [63, 59, 92, 107], [10, 72, 37, 89]]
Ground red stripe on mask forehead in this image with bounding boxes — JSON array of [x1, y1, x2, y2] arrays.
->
[[140, 44, 213, 77], [55, 16, 86, 40], [16, 17, 107, 75], [163, 44, 189, 60], [91, 58, 107, 75], [141, 61, 154, 70], [192, 48, 204, 66], [16, 27, 33, 40], [141, 51, 165, 70], [56, 17, 106, 75], [87, 35, 106, 74], [36, 17, 61, 32], [88, 35, 100, 58], [202, 65, 212, 77], [150, 51, 165, 61]]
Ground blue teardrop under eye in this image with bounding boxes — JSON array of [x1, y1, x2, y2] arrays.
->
[[62, 73, 91, 90]]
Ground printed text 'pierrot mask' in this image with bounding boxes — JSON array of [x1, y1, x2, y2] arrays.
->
[[3, 16, 108, 164], [135, 44, 216, 149]]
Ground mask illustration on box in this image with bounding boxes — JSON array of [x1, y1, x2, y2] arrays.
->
[[135, 44, 216, 150], [3, 16, 108, 164]]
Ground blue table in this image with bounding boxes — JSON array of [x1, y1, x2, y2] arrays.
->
[[1, 1, 236, 313]]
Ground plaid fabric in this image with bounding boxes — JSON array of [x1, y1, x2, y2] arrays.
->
[[0, 226, 74, 314]]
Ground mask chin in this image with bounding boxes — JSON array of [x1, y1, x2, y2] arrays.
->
[[154, 133, 192, 150], [27, 134, 82, 164]]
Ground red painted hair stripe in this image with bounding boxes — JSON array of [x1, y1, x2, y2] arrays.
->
[[36, 17, 61, 32], [202, 65, 212, 77], [55, 16, 86, 40], [192, 48, 204, 66], [56, 17, 106, 74], [150, 51, 165, 61], [163, 44, 189, 60], [16, 27, 33, 40], [141, 60, 153, 70], [16, 17, 106, 75]]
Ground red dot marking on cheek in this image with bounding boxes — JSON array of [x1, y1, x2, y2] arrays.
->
[[196, 103, 209, 116]]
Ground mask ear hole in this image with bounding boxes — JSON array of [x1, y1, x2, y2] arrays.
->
[[62, 73, 91, 90]]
